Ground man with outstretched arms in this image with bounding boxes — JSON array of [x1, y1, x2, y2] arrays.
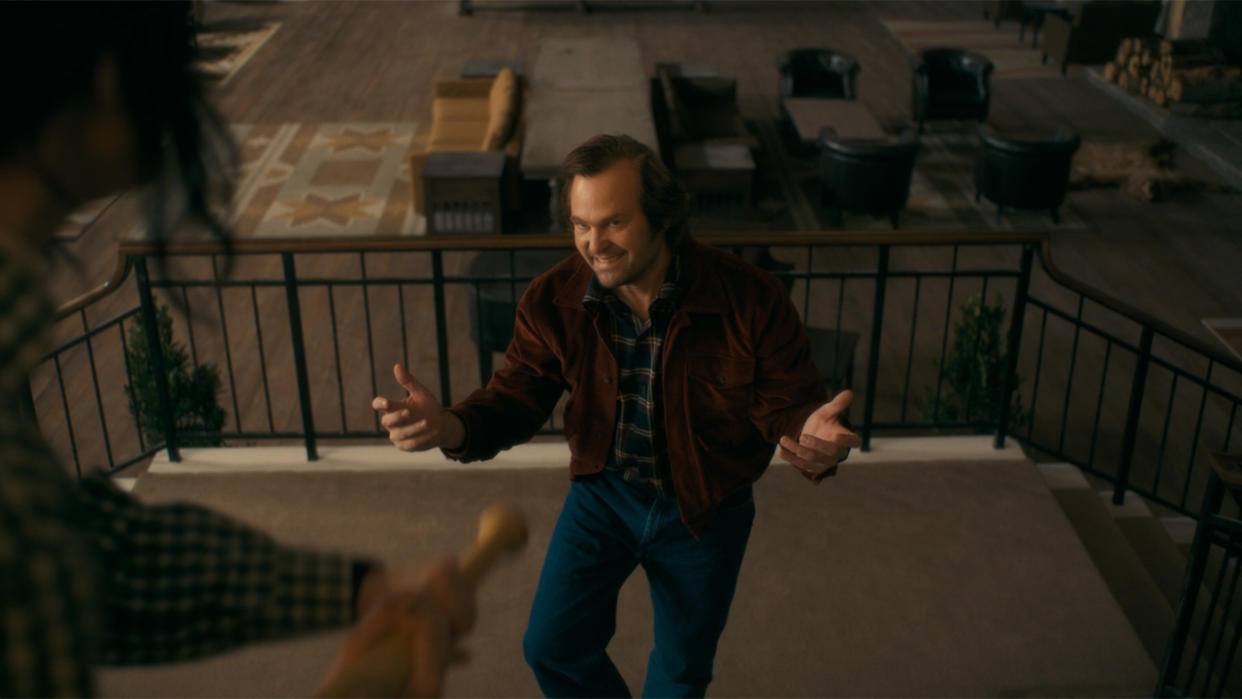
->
[[374, 133, 859, 697]]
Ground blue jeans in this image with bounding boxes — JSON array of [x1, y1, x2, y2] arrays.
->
[[522, 470, 754, 698]]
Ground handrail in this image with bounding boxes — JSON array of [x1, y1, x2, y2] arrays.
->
[[57, 230, 1241, 376], [54, 251, 132, 321], [111, 230, 1045, 256], [1035, 238, 1242, 375], [64, 230, 1042, 317], [39, 226, 1242, 526]]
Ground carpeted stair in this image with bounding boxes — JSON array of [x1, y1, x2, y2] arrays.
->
[[1037, 462, 1242, 694]]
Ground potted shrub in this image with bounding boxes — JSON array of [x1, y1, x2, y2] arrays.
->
[[125, 304, 226, 447], [925, 292, 1029, 431]]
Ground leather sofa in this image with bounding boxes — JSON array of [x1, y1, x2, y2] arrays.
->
[[408, 66, 524, 216], [1040, 1, 1162, 75], [910, 49, 993, 133], [818, 129, 920, 229], [974, 125, 1081, 223]]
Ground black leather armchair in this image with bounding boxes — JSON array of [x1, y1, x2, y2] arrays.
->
[[818, 129, 920, 229], [778, 48, 860, 100], [974, 125, 1081, 223], [909, 49, 993, 133]]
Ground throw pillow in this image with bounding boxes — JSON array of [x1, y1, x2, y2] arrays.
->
[[482, 67, 519, 150]]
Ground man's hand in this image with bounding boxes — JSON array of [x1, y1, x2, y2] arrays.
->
[[372, 364, 465, 452], [778, 389, 862, 484], [317, 557, 475, 698]]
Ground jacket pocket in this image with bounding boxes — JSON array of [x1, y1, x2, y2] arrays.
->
[[686, 353, 756, 447]]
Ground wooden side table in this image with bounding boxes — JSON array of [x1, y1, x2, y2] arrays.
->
[[785, 97, 885, 145], [423, 151, 506, 235], [674, 142, 755, 214]]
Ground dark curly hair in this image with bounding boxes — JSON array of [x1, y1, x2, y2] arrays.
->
[[0, 1, 234, 248]]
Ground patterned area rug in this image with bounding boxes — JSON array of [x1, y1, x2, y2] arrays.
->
[[880, 18, 1067, 80], [232, 123, 424, 237], [53, 122, 424, 241]]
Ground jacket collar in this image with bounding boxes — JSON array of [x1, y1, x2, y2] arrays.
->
[[552, 239, 728, 314]]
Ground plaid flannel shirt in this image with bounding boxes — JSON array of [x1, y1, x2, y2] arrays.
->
[[582, 256, 682, 497], [0, 248, 365, 696]]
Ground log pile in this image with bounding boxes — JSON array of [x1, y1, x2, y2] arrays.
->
[[1102, 37, 1242, 118]]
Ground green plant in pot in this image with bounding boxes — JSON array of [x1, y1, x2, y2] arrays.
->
[[125, 304, 226, 447], [925, 292, 1029, 431]]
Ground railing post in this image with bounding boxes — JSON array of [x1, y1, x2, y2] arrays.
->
[[1156, 463, 1226, 695], [995, 244, 1033, 449], [133, 257, 180, 462], [281, 253, 318, 461], [431, 250, 452, 405], [1114, 325, 1154, 504], [861, 244, 889, 451]]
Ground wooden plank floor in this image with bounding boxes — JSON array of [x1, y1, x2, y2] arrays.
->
[[37, 1, 1242, 508]]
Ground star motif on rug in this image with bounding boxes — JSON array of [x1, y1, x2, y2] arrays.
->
[[317, 128, 405, 153], [274, 192, 380, 227]]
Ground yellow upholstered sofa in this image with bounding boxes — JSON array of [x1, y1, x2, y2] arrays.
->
[[409, 66, 525, 216]]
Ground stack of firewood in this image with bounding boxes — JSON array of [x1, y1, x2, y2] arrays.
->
[[1103, 37, 1242, 118]]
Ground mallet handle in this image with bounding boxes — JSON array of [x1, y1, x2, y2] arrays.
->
[[317, 506, 527, 698]]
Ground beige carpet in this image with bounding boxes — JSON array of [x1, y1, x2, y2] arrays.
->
[[100, 459, 1155, 697]]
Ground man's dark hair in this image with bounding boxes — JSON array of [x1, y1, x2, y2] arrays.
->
[[559, 134, 690, 250], [0, 1, 233, 247]]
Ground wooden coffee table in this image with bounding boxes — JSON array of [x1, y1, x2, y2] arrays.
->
[[784, 97, 886, 144], [531, 37, 645, 90], [522, 90, 659, 179], [521, 37, 658, 228]]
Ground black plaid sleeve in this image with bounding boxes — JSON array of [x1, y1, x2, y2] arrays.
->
[[0, 440, 99, 698], [78, 475, 358, 665]]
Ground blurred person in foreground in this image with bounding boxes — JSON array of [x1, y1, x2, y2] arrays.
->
[[0, 3, 472, 696]]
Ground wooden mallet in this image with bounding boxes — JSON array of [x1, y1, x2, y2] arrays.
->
[[319, 504, 529, 697]]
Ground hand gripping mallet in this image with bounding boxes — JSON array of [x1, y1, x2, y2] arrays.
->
[[319, 504, 529, 697]]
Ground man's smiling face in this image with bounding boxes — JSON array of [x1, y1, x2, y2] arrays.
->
[[569, 157, 670, 293]]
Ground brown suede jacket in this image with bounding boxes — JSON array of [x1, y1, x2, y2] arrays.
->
[[444, 240, 827, 537]]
